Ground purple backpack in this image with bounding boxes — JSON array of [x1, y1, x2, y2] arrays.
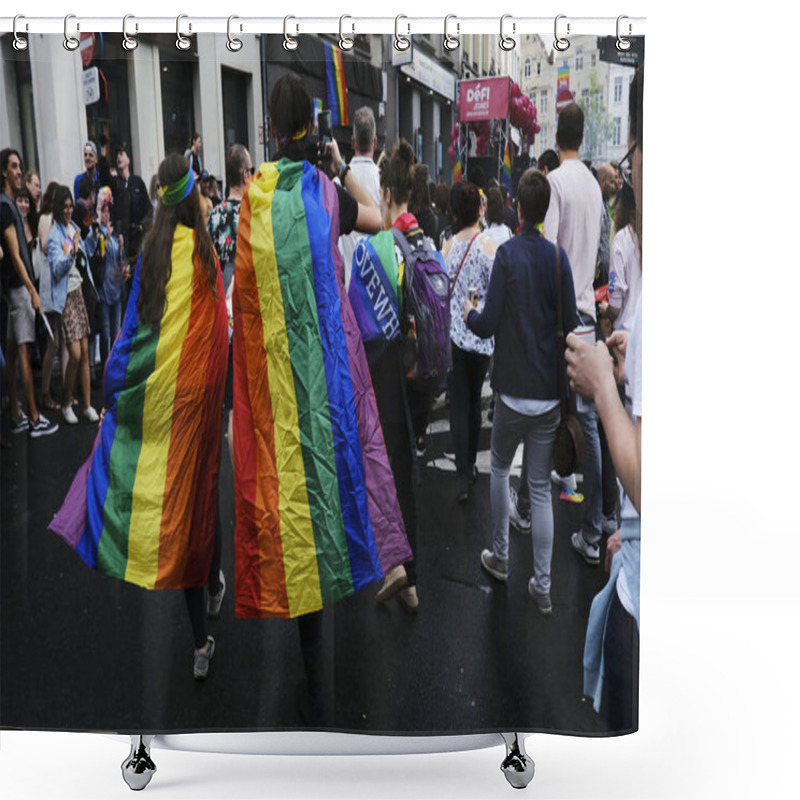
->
[[391, 227, 451, 392]]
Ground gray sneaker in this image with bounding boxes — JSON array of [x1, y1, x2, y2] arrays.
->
[[508, 486, 531, 534], [193, 636, 215, 680], [602, 513, 618, 536], [207, 571, 226, 619], [480, 549, 509, 581], [528, 578, 552, 616], [571, 532, 600, 566]]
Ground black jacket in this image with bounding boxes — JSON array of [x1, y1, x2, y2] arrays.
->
[[467, 225, 580, 400]]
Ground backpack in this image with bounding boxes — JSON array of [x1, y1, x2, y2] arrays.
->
[[390, 227, 451, 392]]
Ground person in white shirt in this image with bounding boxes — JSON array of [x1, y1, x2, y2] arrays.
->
[[542, 103, 605, 567], [484, 188, 513, 248], [338, 106, 382, 289], [600, 182, 641, 333]]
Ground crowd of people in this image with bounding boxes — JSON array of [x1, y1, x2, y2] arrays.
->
[[2, 65, 642, 731]]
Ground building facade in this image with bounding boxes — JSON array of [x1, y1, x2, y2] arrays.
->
[[2, 32, 467, 193], [518, 34, 636, 164]]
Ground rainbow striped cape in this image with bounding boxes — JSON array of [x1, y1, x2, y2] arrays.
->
[[232, 158, 411, 619], [49, 225, 229, 590]]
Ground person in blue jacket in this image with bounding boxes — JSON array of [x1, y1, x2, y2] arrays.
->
[[465, 168, 579, 616]]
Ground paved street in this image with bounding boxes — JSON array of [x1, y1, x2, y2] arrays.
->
[[2, 375, 611, 737]]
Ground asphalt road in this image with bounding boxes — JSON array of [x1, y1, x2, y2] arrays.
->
[[1, 377, 612, 737]]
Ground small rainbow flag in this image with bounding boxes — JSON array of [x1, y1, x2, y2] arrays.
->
[[232, 158, 411, 619], [453, 148, 463, 183], [324, 42, 349, 128], [50, 226, 229, 589], [502, 138, 513, 195]]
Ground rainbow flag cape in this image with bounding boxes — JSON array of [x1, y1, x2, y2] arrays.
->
[[49, 226, 229, 590], [324, 41, 349, 128], [232, 158, 411, 619], [502, 138, 513, 195]]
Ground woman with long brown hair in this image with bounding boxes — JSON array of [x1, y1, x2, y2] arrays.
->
[[50, 153, 229, 681]]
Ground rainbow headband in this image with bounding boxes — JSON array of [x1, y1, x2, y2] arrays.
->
[[160, 169, 194, 207]]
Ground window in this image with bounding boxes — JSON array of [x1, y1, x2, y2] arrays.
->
[[591, 53, 596, 67], [540, 89, 548, 114], [614, 76, 623, 104], [530, 91, 536, 108], [613, 117, 622, 146], [575, 49, 584, 71], [524, 59, 531, 78], [537, 61, 541, 75], [581, 89, 589, 102]]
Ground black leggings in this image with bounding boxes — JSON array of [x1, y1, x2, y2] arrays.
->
[[449, 343, 490, 477]]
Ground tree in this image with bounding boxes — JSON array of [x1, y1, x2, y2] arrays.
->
[[577, 70, 614, 162]]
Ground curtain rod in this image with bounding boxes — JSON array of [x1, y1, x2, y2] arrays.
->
[[2, 15, 646, 37]]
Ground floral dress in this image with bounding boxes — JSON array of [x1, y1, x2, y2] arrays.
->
[[207, 199, 241, 274]]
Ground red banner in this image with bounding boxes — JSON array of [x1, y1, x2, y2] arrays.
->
[[458, 77, 511, 123]]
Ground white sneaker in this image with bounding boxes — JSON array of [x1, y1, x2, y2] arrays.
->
[[551, 470, 577, 491], [62, 405, 78, 425], [570, 532, 600, 566], [83, 406, 100, 423], [508, 486, 531, 534]]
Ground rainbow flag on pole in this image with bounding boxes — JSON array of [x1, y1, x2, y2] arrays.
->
[[502, 138, 513, 194], [324, 41, 349, 128], [50, 227, 229, 590], [232, 159, 411, 619], [453, 148, 463, 183]]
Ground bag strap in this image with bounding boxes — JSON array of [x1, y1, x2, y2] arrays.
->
[[448, 231, 481, 300], [555, 244, 570, 419]]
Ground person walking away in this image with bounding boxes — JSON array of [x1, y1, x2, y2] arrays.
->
[[338, 105, 382, 289], [442, 182, 497, 502], [466, 169, 580, 615], [50, 154, 229, 681], [542, 103, 605, 567]]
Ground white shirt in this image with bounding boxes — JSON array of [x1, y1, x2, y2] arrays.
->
[[608, 224, 642, 332], [485, 222, 512, 249], [543, 159, 603, 320], [338, 156, 381, 289]]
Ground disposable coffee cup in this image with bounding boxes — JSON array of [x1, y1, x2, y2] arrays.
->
[[573, 324, 596, 413]]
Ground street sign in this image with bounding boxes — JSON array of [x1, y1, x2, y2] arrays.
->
[[596, 36, 644, 67], [556, 88, 574, 114], [79, 32, 95, 68], [81, 67, 100, 106]]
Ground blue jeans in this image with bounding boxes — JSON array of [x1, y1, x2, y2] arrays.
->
[[578, 405, 603, 547], [490, 399, 560, 594], [99, 299, 122, 368]]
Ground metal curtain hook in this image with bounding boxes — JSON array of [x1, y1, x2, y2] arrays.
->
[[394, 15, 411, 52], [227, 15, 243, 52], [13, 15, 29, 51], [283, 16, 298, 51], [176, 14, 191, 51], [122, 15, 139, 51], [499, 14, 516, 51], [63, 14, 80, 51], [554, 14, 570, 52], [339, 15, 354, 50], [616, 15, 632, 51], [443, 14, 460, 51]]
